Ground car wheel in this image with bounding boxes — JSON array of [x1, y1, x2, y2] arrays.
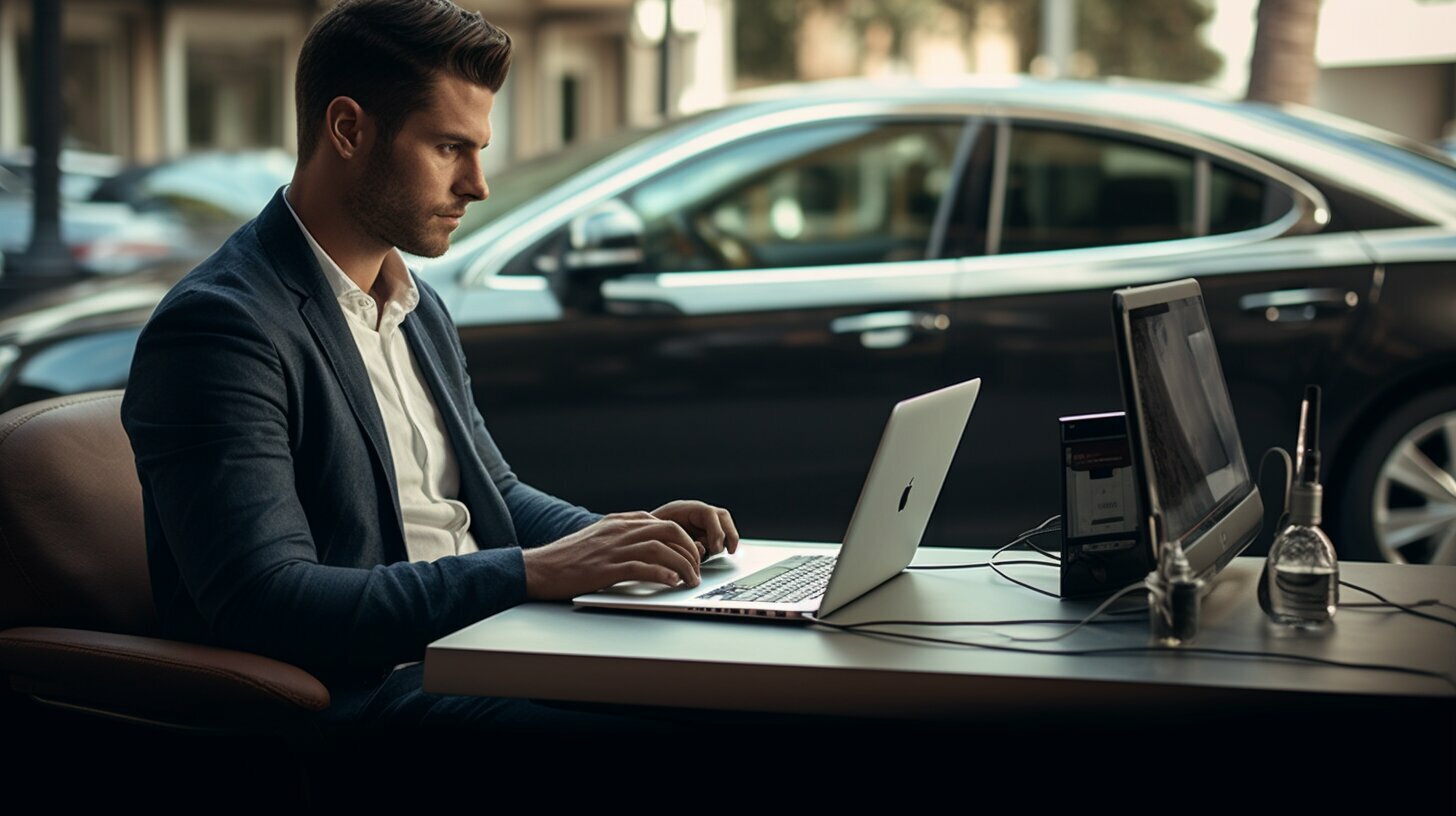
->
[[1338, 386, 1456, 564]]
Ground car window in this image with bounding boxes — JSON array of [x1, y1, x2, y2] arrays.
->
[[626, 120, 964, 273], [1001, 127, 1196, 253], [1207, 161, 1292, 236]]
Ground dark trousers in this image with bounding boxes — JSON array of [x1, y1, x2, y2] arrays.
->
[[314, 662, 682, 736]]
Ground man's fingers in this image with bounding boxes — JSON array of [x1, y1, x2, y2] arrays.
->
[[653, 500, 733, 556], [593, 517, 700, 578], [696, 506, 727, 555], [613, 561, 683, 588], [614, 517, 697, 549], [626, 540, 699, 585], [644, 519, 700, 566], [606, 510, 655, 522], [717, 507, 740, 554]]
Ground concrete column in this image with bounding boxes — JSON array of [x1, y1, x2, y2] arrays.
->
[[0, 0, 20, 151], [1038, 0, 1076, 78], [131, 8, 161, 163], [161, 9, 186, 155]]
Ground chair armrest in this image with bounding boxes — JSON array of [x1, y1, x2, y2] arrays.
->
[[0, 626, 330, 729]]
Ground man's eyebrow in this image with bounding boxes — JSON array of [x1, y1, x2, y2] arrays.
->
[[435, 131, 490, 150]]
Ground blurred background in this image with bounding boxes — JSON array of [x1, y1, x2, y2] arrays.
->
[[3, 0, 1452, 281], [0, 1, 1449, 175], [2, 0, 1454, 566]]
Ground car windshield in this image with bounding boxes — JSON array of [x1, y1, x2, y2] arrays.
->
[[457, 127, 658, 234], [457, 122, 679, 236]]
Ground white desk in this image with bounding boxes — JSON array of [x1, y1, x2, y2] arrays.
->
[[424, 541, 1456, 718]]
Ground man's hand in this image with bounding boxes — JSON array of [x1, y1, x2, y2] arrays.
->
[[651, 500, 740, 560], [522, 512, 705, 600]]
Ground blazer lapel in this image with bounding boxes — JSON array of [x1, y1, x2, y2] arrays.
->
[[253, 189, 406, 546], [401, 318, 518, 549]]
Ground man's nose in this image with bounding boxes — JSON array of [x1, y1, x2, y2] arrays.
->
[[457, 156, 488, 201]]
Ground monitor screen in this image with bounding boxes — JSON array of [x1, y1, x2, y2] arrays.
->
[[1114, 279, 1262, 577]]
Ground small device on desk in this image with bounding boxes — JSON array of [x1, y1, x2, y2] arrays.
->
[[1059, 411, 1152, 597]]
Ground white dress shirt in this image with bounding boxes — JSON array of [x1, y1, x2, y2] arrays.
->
[[283, 192, 480, 564]]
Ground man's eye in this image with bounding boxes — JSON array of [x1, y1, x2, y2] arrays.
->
[[440, 144, 460, 154]]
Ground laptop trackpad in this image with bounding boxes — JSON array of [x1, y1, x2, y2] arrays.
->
[[590, 557, 740, 596]]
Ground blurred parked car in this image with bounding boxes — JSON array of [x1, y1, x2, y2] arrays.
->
[[0, 149, 294, 275], [1, 149, 179, 275], [88, 149, 295, 225], [2, 78, 1454, 564]]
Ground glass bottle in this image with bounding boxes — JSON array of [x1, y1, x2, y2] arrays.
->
[[1263, 477, 1339, 628]]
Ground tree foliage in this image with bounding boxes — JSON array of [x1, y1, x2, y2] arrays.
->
[[734, 0, 803, 83], [735, 0, 1223, 85], [1068, 0, 1222, 83]]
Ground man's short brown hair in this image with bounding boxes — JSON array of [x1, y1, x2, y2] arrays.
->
[[295, 0, 511, 163]]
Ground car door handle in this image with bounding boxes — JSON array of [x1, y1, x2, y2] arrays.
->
[[1238, 288, 1359, 322], [830, 310, 950, 349], [830, 310, 951, 335]]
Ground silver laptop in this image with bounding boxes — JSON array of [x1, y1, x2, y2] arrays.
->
[[573, 377, 981, 621]]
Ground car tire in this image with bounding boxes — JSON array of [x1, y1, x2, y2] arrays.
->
[[1337, 385, 1456, 564]]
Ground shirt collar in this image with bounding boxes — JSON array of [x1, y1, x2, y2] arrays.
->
[[281, 185, 420, 323]]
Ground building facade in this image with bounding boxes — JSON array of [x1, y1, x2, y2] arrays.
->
[[0, 0, 734, 171]]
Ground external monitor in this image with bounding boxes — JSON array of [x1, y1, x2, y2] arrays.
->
[[1112, 278, 1263, 580]]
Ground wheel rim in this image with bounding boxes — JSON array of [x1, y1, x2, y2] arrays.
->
[[1371, 410, 1456, 565]]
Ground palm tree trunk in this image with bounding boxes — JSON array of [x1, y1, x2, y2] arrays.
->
[[1246, 0, 1322, 105]]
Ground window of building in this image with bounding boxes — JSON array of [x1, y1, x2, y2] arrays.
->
[[164, 9, 299, 155], [185, 39, 285, 150], [14, 11, 132, 156]]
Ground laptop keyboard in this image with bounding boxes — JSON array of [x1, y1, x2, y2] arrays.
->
[[695, 555, 836, 604]]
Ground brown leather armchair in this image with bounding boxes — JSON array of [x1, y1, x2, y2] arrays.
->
[[0, 391, 330, 732]]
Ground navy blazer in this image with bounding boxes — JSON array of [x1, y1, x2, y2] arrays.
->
[[121, 189, 599, 680]]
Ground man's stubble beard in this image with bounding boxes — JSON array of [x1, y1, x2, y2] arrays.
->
[[348, 140, 451, 259]]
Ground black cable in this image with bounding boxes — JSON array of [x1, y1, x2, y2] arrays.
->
[[908, 560, 1059, 570], [1022, 536, 1061, 561], [1341, 600, 1443, 609], [912, 517, 1064, 570], [1259, 447, 1294, 523], [988, 528, 1064, 599], [1009, 580, 1148, 642], [1339, 580, 1456, 631], [821, 615, 1144, 628], [1022, 514, 1062, 534], [803, 614, 1456, 690]]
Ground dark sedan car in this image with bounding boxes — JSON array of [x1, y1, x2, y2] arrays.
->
[[2, 78, 1454, 564]]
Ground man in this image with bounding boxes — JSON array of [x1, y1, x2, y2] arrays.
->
[[121, 0, 736, 733]]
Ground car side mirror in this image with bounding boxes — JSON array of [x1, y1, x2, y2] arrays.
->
[[563, 199, 645, 277]]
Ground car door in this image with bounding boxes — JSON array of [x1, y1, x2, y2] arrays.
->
[[934, 119, 1377, 551], [452, 116, 972, 541]]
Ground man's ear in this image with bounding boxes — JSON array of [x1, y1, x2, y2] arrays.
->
[[324, 96, 370, 160]]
